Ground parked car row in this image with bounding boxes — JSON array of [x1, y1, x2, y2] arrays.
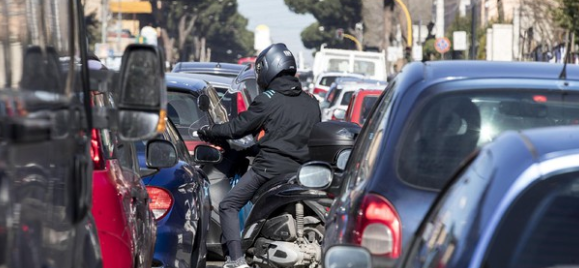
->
[[0, 2, 179, 266], [319, 61, 579, 268]]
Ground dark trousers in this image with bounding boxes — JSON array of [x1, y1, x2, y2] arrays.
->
[[219, 169, 268, 260]]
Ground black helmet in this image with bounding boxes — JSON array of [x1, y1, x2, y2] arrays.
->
[[255, 43, 297, 90]]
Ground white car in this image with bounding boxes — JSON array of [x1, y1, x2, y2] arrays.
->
[[312, 72, 364, 101], [321, 80, 387, 121]]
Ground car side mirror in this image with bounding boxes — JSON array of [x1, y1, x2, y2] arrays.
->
[[324, 245, 372, 268], [146, 140, 178, 168], [118, 44, 167, 141], [298, 162, 333, 190], [194, 145, 222, 163], [198, 94, 210, 112], [332, 109, 346, 121]]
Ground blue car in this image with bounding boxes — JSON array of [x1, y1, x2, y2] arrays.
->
[[324, 61, 579, 267], [136, 119, 212, 268], [399, 126, 579, 268], [164, 72, 255, 259]]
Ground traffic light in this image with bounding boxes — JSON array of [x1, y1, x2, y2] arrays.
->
[[335, 28, 344, 40]]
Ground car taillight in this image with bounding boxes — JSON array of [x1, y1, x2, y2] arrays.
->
[[90, 129, 104, 170], [313, 87, 326, 95], [146, 186, 173, 220], [354, 194, 401, 258], [237, 92, 247, 114]]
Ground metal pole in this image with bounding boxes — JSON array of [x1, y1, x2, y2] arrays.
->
[[436, 0, 444, 38], [116, 0, 121, 52], [470, 1, 477, 59], [101, 0, 108, 45]]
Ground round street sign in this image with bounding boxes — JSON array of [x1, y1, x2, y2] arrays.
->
[[435, 37, 451, 54]]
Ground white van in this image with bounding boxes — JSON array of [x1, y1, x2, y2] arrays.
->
[[312, 45, 387, 81]]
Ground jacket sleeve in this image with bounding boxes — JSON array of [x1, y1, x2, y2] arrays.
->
[[210, 94, 269, 139]]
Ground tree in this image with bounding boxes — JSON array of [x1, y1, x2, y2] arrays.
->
[[552, 0, 579, 40], [147, 0, 254, 63], [285, 0, 362, 51], [85, 12, 101, 52]]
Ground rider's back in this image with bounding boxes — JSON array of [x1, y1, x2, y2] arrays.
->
[[252, 75, 321, 179]]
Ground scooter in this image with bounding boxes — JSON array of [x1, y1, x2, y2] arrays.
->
[[194, 121, 361, 267]]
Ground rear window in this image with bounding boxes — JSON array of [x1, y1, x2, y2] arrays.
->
[[167, 91, 208, 140], [398, 90, 579, 189], [327, 59, 349, 73], [341, 91, 354, 105], [360, 95, 379, 125], [319, 76, 338, 87], [485, 172, 579, 268]]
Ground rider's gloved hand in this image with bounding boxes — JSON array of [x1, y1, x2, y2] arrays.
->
[[197, 125, 214, 142]]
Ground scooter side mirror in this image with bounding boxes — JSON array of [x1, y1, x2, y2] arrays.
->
[[336, 149, 351, 171], [298, 161, 333, 190], [324, 245, 372, 268]]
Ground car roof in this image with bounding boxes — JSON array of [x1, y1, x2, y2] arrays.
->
[[169, 73, 233, 89], [518, 126, 579, 162], [412, 60, 579, 82], [172, 62, 247, 76], [470, 126, 579, 202], [165, 73, 209, 92], [318, 72, 365, 78]]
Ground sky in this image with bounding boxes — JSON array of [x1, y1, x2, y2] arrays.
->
[[237, 0, 316, 67]]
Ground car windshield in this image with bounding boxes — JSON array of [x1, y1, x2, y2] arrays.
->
[[167, 90, 208, 140], [398, 90, 579, 190], [360, 95, 379, 125]]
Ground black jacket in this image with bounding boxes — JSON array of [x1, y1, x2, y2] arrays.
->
[[210, 76, 321, 179]]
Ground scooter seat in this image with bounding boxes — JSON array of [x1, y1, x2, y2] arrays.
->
[[251, 173, 296, 203]]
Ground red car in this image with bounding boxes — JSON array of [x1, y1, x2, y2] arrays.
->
[[345, 89, 383, 126], [90, 76, 157, 268]]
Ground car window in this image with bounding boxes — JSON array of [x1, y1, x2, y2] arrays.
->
[[167, 91, 208, 140], [165, 120, 191, 163], [319, 76, 338, 87], [403, 151, 487, 268], [360, 95, 379, 125], [328, 59, 349, 73], [115, 141, 138, 173], [242, 79, 259, 101], [484, 171, 579, 268], [206, 86, 229, 124], [341, 91, 354, 106], [328, 88, 342, 107], [214, 86, 235, 118], [398, 90, 579, 190], [353, 60, 376, 76], [341, 84, 395, 194]]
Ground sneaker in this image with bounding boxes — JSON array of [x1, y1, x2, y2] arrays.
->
[[222, 256, 250, 268]]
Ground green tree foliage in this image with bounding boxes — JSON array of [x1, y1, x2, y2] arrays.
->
[[149, 0, 254, 63], [553, 0, 579, 38], [285, 0, 362, 50], [85, 12, 101, 52]]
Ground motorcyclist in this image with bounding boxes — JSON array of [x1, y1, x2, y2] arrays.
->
[[198, 43, 321, 268]]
